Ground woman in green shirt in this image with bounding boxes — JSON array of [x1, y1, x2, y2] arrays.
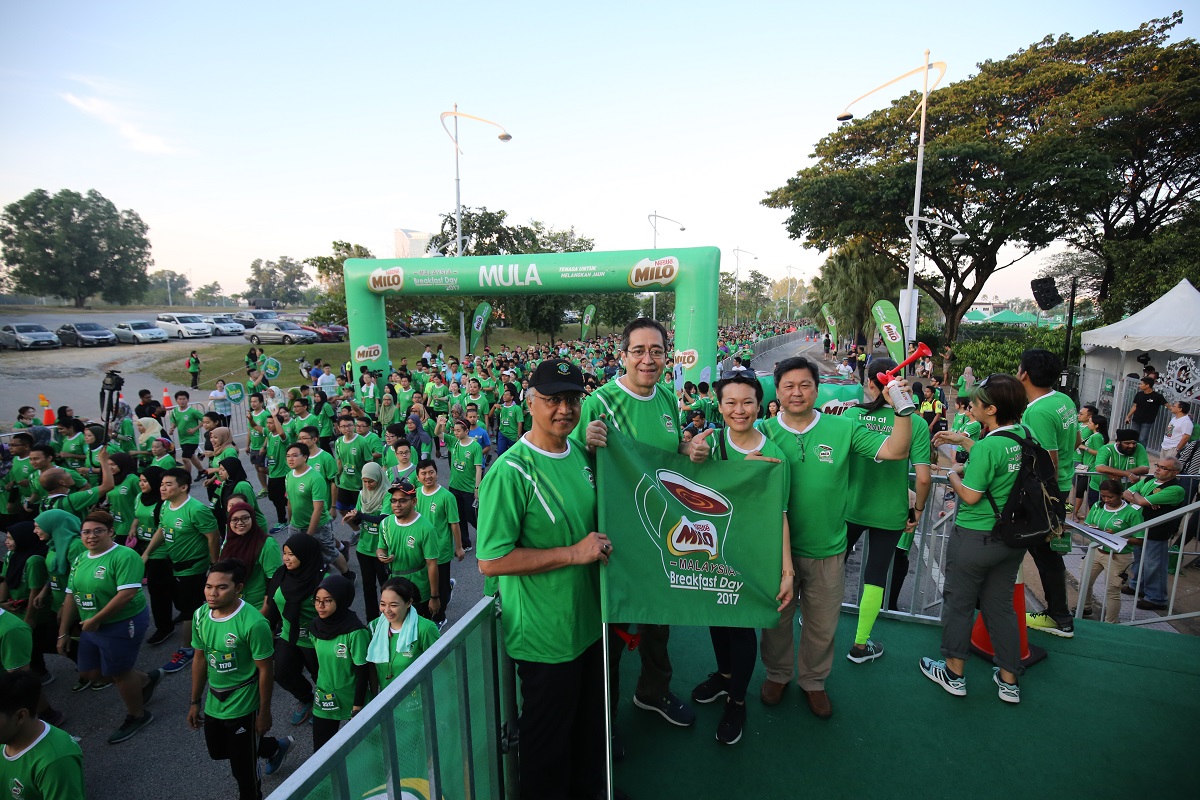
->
[[1079, 479, 1142, 622], [367, 576, 439, 690], [1073, 415, 1109, 521], [132, 467, 176, 645], [216, 457, 268, 534], [80, 424, 108, 487], [309, 574, 370, 751], [343, 462, 389, 621], [219, 500, 282, 610], [265, 533, 325, 725], [314, 389, 337, 452], [925, 374, 1029, 704]]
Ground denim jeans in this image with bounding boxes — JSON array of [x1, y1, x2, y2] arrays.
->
[[1132, 421, 1155, 445], [1128, 539, 1169, 604]]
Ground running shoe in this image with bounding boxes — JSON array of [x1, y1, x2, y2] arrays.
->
[[146, 626, 175, 646], [161, 647, 194, 674], [290, 702, 313, 726], [1025, 611, 1074, 638], [847, 640, 885, 664], [107, 711, 154, 744], [715, 698, 746, 745], [265, 736, 294, 775], [633, 692, 696, 727], [462, 542, 473, 552], [91, 679, 114, 691], [690, 672, 729, 704], [142, 668, 165, 705], [919, 657, 966, 696], [70, 678, 91, 693], [992, 668, 1020, 704], [257, 488, 269, 498], [39, 671, 55, 687]]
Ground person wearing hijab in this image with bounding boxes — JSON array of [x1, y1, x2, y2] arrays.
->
[[220, 500, 282, 610], [367, 577, 439, 690], [216, 457, 268, 534], [80, 424, 109, 488], [149, 437, 177, 471], [309, 574, 370, 751], [106, 453, 141, 546], [376, 393, 398, 432], [264, 534, 326, 726], [204, 427, 238, 479], [956, 366, 976, 398], [131, 467, 177, 646], [112, 401, 138, 456], [405, 415, 433, 462], [1, 522, 55, 681], [342, 462, 389, 620]]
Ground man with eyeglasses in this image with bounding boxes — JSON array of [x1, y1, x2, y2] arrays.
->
[[1121, 458, 1186, 610], [574, 318, 713, 736], [759, 356, 913, 719], [478, 358, 614, 799]]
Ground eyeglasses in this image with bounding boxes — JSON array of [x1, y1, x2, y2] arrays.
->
[[793, 434, 807, 462], [313, 597, 335, 606], [229, 515, 253, 524], [625, 347, 666, 360], [80, 528, 109, 536], [535, 394, 583, 408]]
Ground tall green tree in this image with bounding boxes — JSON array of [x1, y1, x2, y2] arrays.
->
[[0, 188, 153, 307], [811, 241, 903, 343], [1100, 203, 1200, 321], [307, 241, 374, 325], [246, 256, 312, 306], [145, 270, 190, 306], [193, 282, 224, 306], [596, 293, 641, 334]]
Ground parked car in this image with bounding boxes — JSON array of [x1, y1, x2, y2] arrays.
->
[[243, 320, 319, 345], [55, 322, 118, 347], [325, 323, 348, 338], [111, 320, 169, 344], [156, 313, 212, 339], [232, 310, 278, 328], [298, 323, 343, 342], [0, 323, 62, 350], [202, 315, 245, 336]]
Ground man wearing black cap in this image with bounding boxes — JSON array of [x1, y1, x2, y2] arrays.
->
[[478, 358, 614, 800]]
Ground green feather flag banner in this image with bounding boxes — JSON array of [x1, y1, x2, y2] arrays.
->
[[581, 303, 596, 340], [871, 299, 906, 363], [820, 303, 838, 345], [468, 301, 492, 354]]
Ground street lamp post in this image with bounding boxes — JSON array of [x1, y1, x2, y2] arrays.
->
[[784, 265, 800, 320], [647, 211, 686, 321], [440, 104, 512, 361], [731, 247, 757, 325]]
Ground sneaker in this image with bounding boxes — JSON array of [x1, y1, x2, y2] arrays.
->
[[919, 657, 966, 696], [270, 524, 288, 535], [257, 488, 269, 498], [70, 678, 91, 693], [264, 735, 294, 775], [142, 668, 164, 706], [91, 679, 114, 691], [847, 640, 885, 664], [715, 698, 746, 745], [39, 671, 55, 687], [462, 542, 473, 552], [161, 648, 194, 674], [107, 711, 154, 744], [633, 692, 696, 727], [290, 702, 313, 726], [1025, 611, 1074, 638], [690, 672, 729, 704], [992, 668, 1020, 704], [146, 627, 175, 646]]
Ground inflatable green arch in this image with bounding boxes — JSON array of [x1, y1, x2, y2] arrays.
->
[[343, 247, 721, 386]]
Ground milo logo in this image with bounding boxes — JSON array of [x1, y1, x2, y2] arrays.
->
[[628, 256, 679, 289], [356, 344, 383, 362], [368, 266, 404, 293], [472, 314, 486, 332], [636, 469, 733, 569], [674, 349, 698, 369], [881, 323, 902, 343]]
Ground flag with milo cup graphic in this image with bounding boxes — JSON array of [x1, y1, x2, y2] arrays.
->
[[598, 429, 784, 628]]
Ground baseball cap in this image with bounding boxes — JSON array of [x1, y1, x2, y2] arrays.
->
[[528, 359, 586, 395]]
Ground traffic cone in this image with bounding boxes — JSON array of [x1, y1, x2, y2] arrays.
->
[[969, 567, 1047, 667], [162, 388, 173, 409], [38, 394, 54, 425]]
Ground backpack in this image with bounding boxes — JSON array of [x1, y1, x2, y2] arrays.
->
[[984, 429, 1063, 549]]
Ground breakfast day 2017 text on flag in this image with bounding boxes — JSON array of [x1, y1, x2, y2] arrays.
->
[[598, 430, 784, 628]]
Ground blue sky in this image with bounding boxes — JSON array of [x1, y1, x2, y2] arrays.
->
[[1, 1, 1194, 300]]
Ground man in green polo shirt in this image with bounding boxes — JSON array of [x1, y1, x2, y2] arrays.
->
[[479, 358, 613, 799], [285, 443, 351, 579], [246, 393, 271, 495], [170, 391, 206, 480], [759, 355, 912, 719], [416, 458, 462, 628], [1123, 458, 1187, 610]]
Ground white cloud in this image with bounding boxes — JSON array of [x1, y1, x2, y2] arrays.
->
[[59, 89, 183, 155]]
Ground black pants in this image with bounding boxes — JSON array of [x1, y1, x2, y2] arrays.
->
[[312, 716, 342, 753], [846, 523, 905, 587], [267, 476, 288, 522], [356, 550, 389, 622], [274, 638, 319, 704], [1028, 489, 1070, 624], [319, 436, 333, 454], [450, 487, 476, 546], [607, 623, 671, 714], [515, 640, 606, 800], [145, 558, 177, 633], [432, 561, 453, 624], [707, 626, 756, 702], [888, 549, 910, 611], [191, 372, 200, 389], [29, 616, 60, 674], [204, 711, 280, 800]]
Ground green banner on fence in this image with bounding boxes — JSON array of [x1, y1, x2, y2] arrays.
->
[[871, 299, 906, 363], [598, 430, 784, 628]]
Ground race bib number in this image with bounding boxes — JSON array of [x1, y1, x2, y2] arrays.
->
[[344, 466, 356, 475], [76, 592, 98, 611], [298, 626, 310, 641], [314, 689, 340, 712], [209, 651, 239, 673]]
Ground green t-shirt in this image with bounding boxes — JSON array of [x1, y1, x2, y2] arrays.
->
[[287, 415, 316, 444], [477, 438, 600, 664], [272, 574, 327, 649], [1127, 477, 1187, 519], [374, 614, 440, 689], [191, 601, 274, 719], [170, 406, 205, 445], [0, 553, 47, 606], [449, 438, 484, 494], [134, 495, 169, 562], [1084, 501, 1143, 555], [842, 407, 932, 530], [378, 514, 437, 600], [426, 383, 449, 414], [312, 627, 370, 721], [307, 450, 337, 485], [353, 493, 386, 557], [66, 544, 147, 623], [394, 386, 416, 418], [1021, 390, 1078, 492], [498, 403, 523, 439], [286, 467, 332, 529], [1079, 431, 1105, 470], [762, 413, 888, 559], [0, 719, 84, 800], [265, 433, 289, 479], [239, 537, 283, 610], [248, 409, 271, 451], [0, 608, 32, 669], [160, 497, 218, 577], [1089, 443, 1150, 491], [5, 455, 36, 505], [39, 488, 102, 522], [417, 484, 460, 563], [45, 539, 85, 613], [462, 394, 490, 420], [108, 473, 141, 538], [57, 433, 86, 467], [152, 453, 177, 471], [335, 434, 371, 491], [957, 424, 1030, 531], [1072, 421, 1089, 465], [573, 379, 681, 455]]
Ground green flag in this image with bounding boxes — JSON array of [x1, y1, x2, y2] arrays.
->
[[871, 299, 906, 363], [581, 303, 596, 340], [755, 307, 763, 321], [225, 382, 245, 404], [262, 357, 281, 380], [468, 301, 492, 354], [598, 429, 784, 628], [820, 303, 838, 346]]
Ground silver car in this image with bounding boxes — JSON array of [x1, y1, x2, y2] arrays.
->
[[243, 320, 319, 345], [111, 320, 170, 344], [156, 312, 212, 339], [55, 322, 118, 347], [0, 323, 62, 350], [203, 315, 245, 336]]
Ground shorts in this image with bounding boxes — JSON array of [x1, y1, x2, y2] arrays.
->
[[250, 450, 266, 468], [335, 488, 359, 513], [181, 443, 199, 459], [77, 607, 149, 676], [172, 571, 207, 616], [287, 522, 340, 566]]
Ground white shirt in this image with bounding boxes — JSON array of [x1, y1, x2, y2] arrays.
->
[[1162, 414, 1194, 449]]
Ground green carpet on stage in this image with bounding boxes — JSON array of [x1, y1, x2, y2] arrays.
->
[[611, 614, 1199, 799]]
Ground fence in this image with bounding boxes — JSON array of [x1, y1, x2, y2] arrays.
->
[[717, 330, 810, 376], [1078, 366, 1200, 455]]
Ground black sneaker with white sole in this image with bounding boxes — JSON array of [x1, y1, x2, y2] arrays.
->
[[847, 640, 885, 664], [715, 698, 746, 745], [633, 692, 696, 727], [690, 672, 729, 704]]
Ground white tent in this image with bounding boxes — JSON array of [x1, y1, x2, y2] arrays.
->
[[1081, 278, 1200, 355]]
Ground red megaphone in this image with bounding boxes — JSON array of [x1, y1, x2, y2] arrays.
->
[[876, 341, 931, 386]]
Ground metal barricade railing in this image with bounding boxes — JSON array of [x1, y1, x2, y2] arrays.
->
[[267, 596, 515, 800], [717, 331, 809, 375]]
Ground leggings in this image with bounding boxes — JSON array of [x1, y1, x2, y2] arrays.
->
[[145, 558, 177, 633], [846, 524, 904, 587], [433, 561, 454, 624], [707, 626, 756, 702], [267, 476, 288, 522], [889, 549, 910, 611], [450, 487, 476, 545], [313, 716, 342, 753], [274, 638, 319, 704], [356, 550, 389, 622]]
